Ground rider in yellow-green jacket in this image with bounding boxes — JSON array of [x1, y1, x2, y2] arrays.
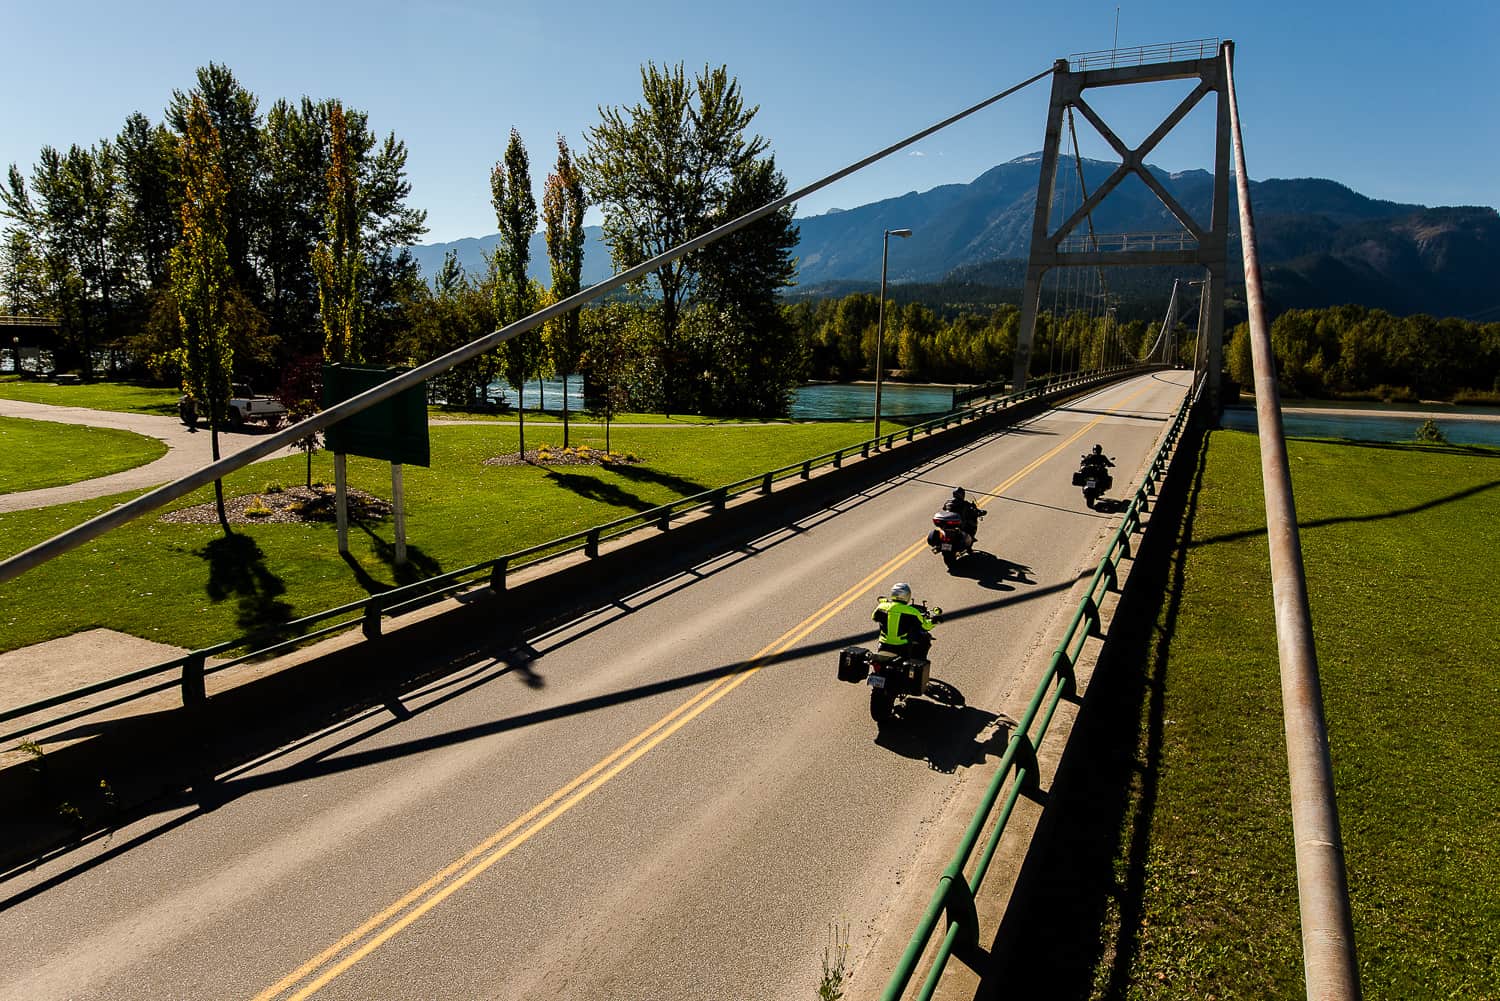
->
[[872, 582, 938, 659]]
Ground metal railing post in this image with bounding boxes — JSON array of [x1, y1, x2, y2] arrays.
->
[[362, 598, 383, 640], [181, 653, 206, 707]]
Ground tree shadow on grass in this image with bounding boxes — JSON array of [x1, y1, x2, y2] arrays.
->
[[607, 463, 709, 497], [1190, 477, 1499, 549], [542, 469, 657, 511], [198, 534, 294, 639]]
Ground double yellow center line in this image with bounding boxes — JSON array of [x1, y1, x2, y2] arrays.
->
[[257, 383, 1152, 999]]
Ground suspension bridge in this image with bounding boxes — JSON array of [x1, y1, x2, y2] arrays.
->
[[0, 39, 1361, 1001]]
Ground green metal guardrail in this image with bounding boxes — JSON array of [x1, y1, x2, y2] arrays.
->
[[880, 375, 1202, 1001], [0, 365, 1147, 744]]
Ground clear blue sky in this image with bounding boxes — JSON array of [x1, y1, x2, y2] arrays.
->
[[4, 0, 1495, 245]]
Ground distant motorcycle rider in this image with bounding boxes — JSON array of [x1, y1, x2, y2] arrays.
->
[[872, 582, 940, 660], [941, 487, 983, 539], [1080, 444, 1114, 472]]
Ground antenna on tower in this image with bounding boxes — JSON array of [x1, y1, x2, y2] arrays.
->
[[1113, 7, 1121, 52]]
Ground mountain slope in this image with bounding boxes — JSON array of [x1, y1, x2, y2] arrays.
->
[[408, 155, 1498, 320]]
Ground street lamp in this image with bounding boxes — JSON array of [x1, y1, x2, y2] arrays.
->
[[873, 228, 911, 444]]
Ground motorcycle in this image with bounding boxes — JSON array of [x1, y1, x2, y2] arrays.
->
[[837, 606, 942, 724], [1072, 456, 1114, 509], [927, 508, 986, 568]]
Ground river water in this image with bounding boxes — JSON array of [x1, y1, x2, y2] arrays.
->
[[488, 378, 958, 421], [1220, 405, 1500, 447]]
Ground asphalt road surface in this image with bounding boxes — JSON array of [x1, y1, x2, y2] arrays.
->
[[0, 371, 1192, 1001]]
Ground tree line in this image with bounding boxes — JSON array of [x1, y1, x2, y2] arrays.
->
[[784, 293, 1170, 384], [2, 64, 426, 385], [1227, 305, 1500, 402], [7, 63, 1494, 421], [1, 61, 801, 426]]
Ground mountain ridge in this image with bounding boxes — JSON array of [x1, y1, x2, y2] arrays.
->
[[407, 154, 1499, 320]]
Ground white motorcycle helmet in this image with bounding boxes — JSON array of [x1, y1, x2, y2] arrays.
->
[[890, 582, 912, 603]]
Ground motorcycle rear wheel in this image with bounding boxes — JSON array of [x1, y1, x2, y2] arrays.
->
[[942, 550, 957, 569], [870, 688, 896, 724]]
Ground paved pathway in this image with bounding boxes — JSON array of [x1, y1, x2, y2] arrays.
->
[[0, 399, 298, 512]]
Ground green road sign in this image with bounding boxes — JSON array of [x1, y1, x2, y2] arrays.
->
[[322, 364, 431, 467]]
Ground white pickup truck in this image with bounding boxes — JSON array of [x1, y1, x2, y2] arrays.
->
[[178, 384, 288, 429]]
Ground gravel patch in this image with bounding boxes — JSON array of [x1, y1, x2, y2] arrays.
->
[[158, 485, 391, 525]]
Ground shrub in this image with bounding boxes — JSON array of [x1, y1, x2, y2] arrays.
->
[[263, 481, 284, 494], [1416, 419, 1448, 444], [245, 496, 273, 518]]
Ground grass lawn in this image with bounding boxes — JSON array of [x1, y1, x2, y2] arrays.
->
[[0, 419, 883, 654], [1096, 431, 1500, 999], [0, 376, 181, 416], [0, 417, 168, 493]]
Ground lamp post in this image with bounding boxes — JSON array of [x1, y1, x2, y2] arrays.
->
[[873, 228, 911, 444]]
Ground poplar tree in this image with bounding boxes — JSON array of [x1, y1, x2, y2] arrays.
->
[[543, 136, 588, 447], [170, 97, 235, 535], [312, 102, 365, 364], [491, 128, 543, 458]]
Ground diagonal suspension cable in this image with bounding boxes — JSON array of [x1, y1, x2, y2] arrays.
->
[[0, 67, 1055, 584]]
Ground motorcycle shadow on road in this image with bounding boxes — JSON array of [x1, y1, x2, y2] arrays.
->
[[946, 551, 1035, 592], [874, 679, 1012, 774]]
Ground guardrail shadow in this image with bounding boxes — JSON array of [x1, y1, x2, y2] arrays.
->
[[974, 407, 1209, 998]]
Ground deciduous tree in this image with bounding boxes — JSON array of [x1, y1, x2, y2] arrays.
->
[[581, 63, 765, 413], [170, 97, 236, 534]]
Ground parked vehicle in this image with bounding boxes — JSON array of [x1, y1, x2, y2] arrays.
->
[[178, 384, 288, 430], [1072, 453, 1115, 508], [837, 606, 942, 725], [927, 508, 986, 568]]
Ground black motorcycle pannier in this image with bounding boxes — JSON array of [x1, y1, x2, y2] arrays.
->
[[907, 657, 931, 693], [1071, 470, 1087, 486], [838, 646, 870, 683]]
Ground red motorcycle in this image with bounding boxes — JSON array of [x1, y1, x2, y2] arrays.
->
[[927, 508, 986, 568]]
